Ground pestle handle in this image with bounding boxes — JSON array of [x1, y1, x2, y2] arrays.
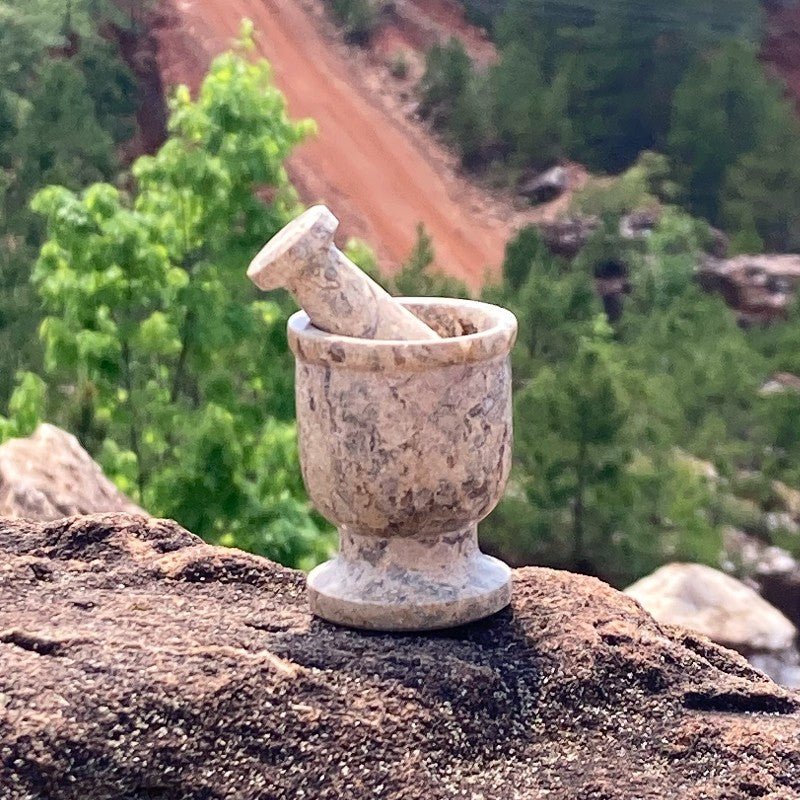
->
[[247, 206, 440, 341]]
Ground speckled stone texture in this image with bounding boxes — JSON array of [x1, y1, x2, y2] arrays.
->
[[290, 297, 517, 630], [0, 424, 146, 520], [2, 514, 800, 800], [248, 205, 439, 340]]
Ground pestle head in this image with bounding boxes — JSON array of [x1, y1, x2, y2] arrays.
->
[[247, 205, 338, 292]]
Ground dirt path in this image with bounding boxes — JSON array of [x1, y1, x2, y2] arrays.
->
[[156, 0, 537, 287]]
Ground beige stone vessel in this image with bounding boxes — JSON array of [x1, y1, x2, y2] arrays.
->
[[290, 297, 517, 630]]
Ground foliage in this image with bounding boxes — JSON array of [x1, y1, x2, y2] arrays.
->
[[0, 372, 47, 442], [419, 39, 494, 168], [488, 43, 568, 171], [571, 152, 672, 220], [415, 0, 799, 257], [27, 41, 331, 567], [721, 120, 800, 252], [326, 0, 381, 45], [669, 41, 792, 228], [390, 223, 469, 298], [495, 0, 761, 171], [0, 0, 138, 405], [476, 210, 798, 586], [626, 207, 713, 314]]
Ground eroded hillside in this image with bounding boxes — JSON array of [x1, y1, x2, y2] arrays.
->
[[149, 0, 571, 288]]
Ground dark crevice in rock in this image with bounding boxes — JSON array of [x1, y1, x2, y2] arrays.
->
[[682, 689, 796, 714]]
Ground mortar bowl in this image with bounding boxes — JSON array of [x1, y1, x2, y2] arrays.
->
[[288, 297, 517, 631]]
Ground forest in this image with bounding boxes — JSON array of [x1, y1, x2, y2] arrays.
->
[[2, 0, 800, 588]]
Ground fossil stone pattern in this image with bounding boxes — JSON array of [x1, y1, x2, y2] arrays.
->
[[248, 205, 439, 340], [291, 297, 517, 630]]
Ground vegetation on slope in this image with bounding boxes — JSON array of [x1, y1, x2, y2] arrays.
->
[[2, 6, 800, 586], [417, 0, 800, 252], [0, 0, 142, 405]]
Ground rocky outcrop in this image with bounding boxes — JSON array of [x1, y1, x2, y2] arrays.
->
[[625, 562, 797, 654], [2, 514, 800, 799], [725, 528, 800, 632], [761, 372, 800, 395], [537, 215, 600, 258], [519, 166, 569, 205], [0, 424, 145, 520], [697, 254, 800, 324]]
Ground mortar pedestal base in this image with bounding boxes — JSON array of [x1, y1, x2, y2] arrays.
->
[[307, 525, 512, 631]]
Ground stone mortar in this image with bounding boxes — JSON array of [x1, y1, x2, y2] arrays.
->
[[289, 297, 517, 631]]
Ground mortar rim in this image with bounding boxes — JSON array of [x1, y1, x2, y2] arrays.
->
[[287, 297, 517, 370]]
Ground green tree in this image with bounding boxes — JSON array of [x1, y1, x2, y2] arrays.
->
[[0, 0, 138, 405], [10, 61, 114, 205], [494, 0, 762, 171], [669, 41, 787, 225], [489, 43, 568, 170], [29, 41, 331, 567], [621, 280, 765, 470], [418, 38, 493, 167], [722, 121, 800, 252], [390, 223, 468, 298], [514, 321, 633, 569], [327, 0, 379, 45]]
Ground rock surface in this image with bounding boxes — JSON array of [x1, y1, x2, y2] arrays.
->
[[698, 254, 800, 324], [625, 562, 797, 654], [519, 166, 569, 205], [0, 424, 145, 521], [537, 215, 600, 258], [724, 527, 800, 632], [2, 514, 800, 799]]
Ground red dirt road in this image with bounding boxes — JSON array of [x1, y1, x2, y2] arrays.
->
[[157, 0, 522, 287]]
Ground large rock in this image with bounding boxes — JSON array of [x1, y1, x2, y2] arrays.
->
[[519, 166, 569, 204], [0, 424, 145, 521], [537, 215, 600, 258], [724, 527, 800, 632], [2, 514, 799, 799], [698, 254, 800, 324], [625, 562, 797, 653]]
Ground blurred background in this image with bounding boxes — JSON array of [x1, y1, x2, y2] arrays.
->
[[3, 0, 800, 677]]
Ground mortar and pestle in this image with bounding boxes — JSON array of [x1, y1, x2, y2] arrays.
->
[[248, 205, 516, 631]]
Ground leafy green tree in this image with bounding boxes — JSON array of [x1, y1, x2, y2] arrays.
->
[[488, 237, 599, 378], [756, 391, 800, 487], [390, 223, 469, 298], [0, 0, 138, 405], [0, 372, 46, 441], [327, 0, 379, 45], [621, 280, 765, 470], [489, 43, 568, 170], [10, 61, 114, 206], [418, 38, 493, 166], [513, 320, 633, 569], [419, 38, 474, 121], [29, 41, 331, 567], [498, 225, 549, 292], [722, 121, 800, 252], [493, 0, 762, 171], [626, 207, 711, 314], [669, 41, 787, 225]]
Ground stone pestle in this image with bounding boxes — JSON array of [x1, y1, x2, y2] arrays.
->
[[247, 205, 440, 341]]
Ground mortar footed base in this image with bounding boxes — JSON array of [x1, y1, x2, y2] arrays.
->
[[306, 525, 512, 631]]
